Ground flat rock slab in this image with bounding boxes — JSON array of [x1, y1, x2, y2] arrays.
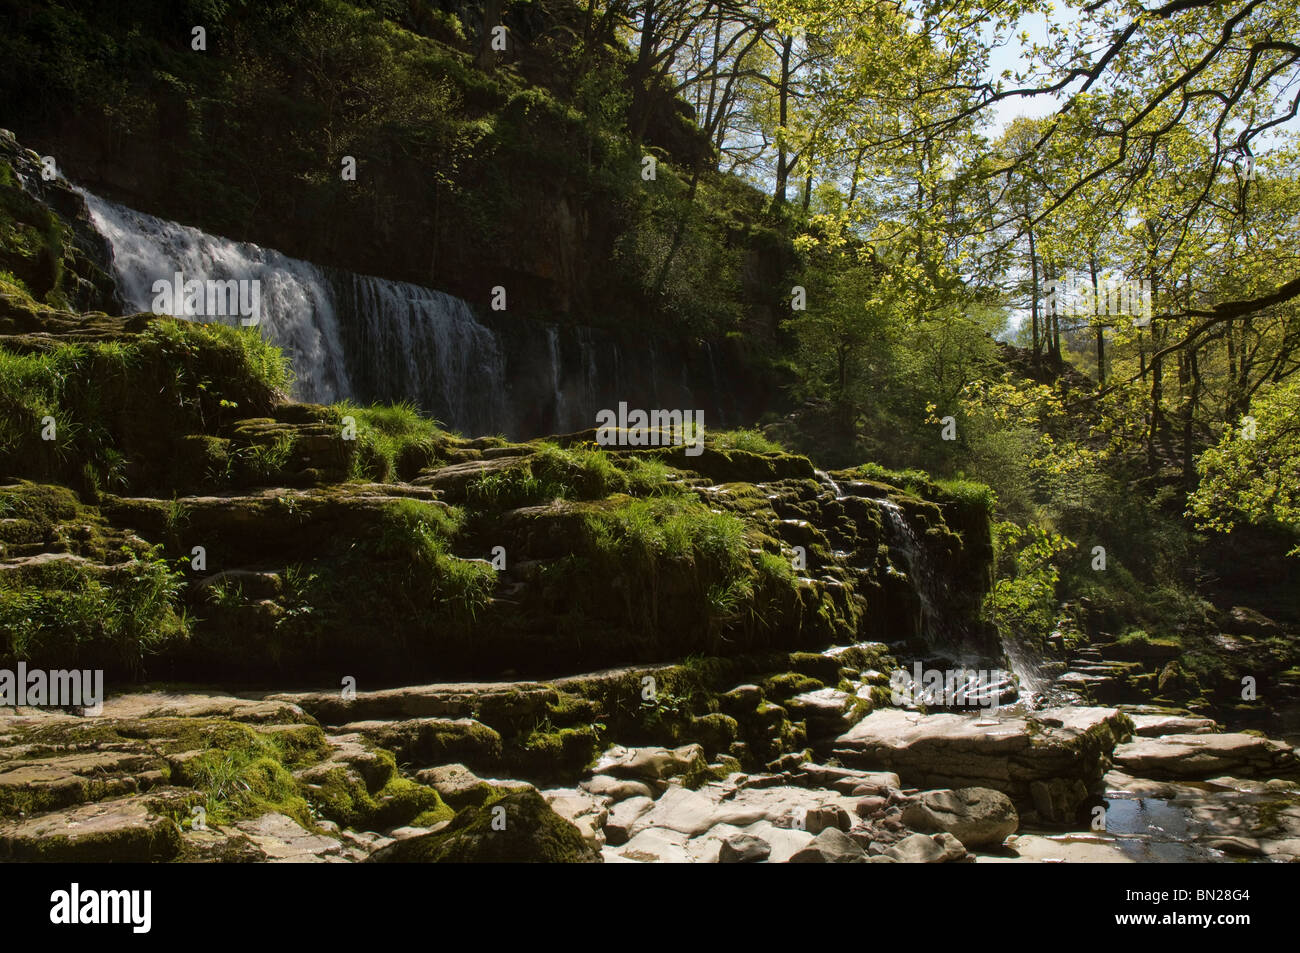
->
[[232, 812, 366, 863], [1127, 714, 1217, 737], [609, 816, 818, 864], [1113, 733, 1297, 779], [794, 762, 900, 794], [0, 749, 163, 810], [270, 664, 674, 725], [624, 781, 859, 842], [271, 682, 557, 725], [832, 707, 1132, 805], [978, 833, 1135, 864], [336, 717, 501, 766], [0, 796, 181, 862], [592, 744, 706, 782], [99, 692, 308, 724], [785, 689, 865, 734]]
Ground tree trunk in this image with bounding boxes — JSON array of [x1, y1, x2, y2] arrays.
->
[[1090, 256, 1104, 383], [1028, 223, 1040, 361], [477, 0, 505, 71], [1181, 347, 1201, 488], [772, 33, 792, 206]]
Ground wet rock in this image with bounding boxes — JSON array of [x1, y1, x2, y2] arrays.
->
[[983, 833, 1134, 863], [1127, 714, 1218, 737], [833, 706, 1132, 822], [1206, 836, 1265, 857], [1029, 778, 1088, 825], [1222, 606, 1282, 637]]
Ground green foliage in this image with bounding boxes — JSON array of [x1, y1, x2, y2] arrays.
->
[[175, 722, 326, 828], [1190, 377, 1300, 554], [465, 443, 672, 510], [986, 521, 1076, 643], [0, 544, 188, 675], [370, 498, 495, 622], [0, 318, 289, 492], [334, 400, 445, 482], [709, 428, 786, 454]]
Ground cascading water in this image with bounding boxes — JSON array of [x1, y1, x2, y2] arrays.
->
[[80, 189, 355, 404], [878, 498, 983, 664], [79, 188, 510, 435], [878, 500, 938, 627], [77, 185, 745, 440], [813, 469, 844, 499], [334, 275, 507, 437], [547, 325, 566, 431]]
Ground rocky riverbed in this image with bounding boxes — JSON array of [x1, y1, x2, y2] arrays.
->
[[1, 135, 1298, 863], [4, 654, 1297, 862]]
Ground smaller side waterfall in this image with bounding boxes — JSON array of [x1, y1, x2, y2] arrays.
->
[[878, 498, 973, 658], [814, 469, 844, 499]]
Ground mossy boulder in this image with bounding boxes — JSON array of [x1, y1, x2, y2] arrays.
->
[[658, 446, 816, 484], [366, 789, 600, 863], [339, 718, 503, 770], [0, 795, 182, 862]]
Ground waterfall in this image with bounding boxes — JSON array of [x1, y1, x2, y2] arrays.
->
[[878, 499, 972, 657], [546, 325, 566, 432], [814, 469, 844, 500], [77, 187, 736, 440], [78, 188, 508, 434], [79, 189, 355, 405], [335, 275, 507, 437]]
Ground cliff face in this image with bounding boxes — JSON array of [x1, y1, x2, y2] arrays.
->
[[0, 0, 775, 340], [0, 131, 118, 315]]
